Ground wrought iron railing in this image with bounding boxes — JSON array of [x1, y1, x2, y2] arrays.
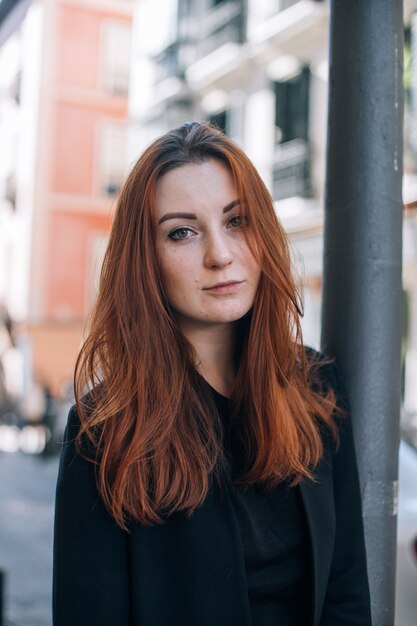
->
[[153, 39, 195, 84], [199, 0, 246, 58], [272, 138, 311, 200]]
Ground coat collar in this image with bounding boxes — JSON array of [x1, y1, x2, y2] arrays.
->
[[299, 452, 335, 626]]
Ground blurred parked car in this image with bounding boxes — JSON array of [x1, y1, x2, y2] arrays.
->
[[396, 419, 417, 626]]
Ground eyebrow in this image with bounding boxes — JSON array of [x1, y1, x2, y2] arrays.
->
[[158, 198, 240, 225]]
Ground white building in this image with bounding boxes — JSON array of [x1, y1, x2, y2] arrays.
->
[[130, 0, 417, 413]]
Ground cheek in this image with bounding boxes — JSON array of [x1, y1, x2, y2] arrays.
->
[[238, 242, 261, 281], [245, 259, 261, 297], [158, 248, 197, 294], [252, 266, 262, 290]]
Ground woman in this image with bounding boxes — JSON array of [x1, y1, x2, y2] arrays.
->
[[53, 122, 372, 626]]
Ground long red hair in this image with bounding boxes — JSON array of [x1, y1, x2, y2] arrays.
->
[[74, 122, 339, 529]]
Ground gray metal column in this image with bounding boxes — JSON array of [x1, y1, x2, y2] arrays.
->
[[321, 1, 404, 625], [0, 570, 4, 626]]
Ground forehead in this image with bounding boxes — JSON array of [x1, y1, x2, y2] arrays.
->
[[154, 159, 236, 215]]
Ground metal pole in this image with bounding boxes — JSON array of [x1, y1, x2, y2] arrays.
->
[[321, 2, 404, 625], [0, 569, 4, 626]]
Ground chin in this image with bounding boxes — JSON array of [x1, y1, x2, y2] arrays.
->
[[206, 307, 252, 324], [175, 303, 254, 328]]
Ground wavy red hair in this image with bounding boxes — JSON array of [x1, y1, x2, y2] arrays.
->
[[74, 122, 339, 529]]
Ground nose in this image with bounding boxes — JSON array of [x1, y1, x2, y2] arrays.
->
[[203, 232, 233, 269]]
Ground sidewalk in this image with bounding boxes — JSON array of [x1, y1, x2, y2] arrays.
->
[[0, 451, 59, 626]]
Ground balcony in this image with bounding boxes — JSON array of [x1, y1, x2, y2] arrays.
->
[[198, 0, 246, 59], [249, 0, 328, 54], [185, 0, 246, 89], [272, 138, 311, 201], [153, 39, 195, 85]]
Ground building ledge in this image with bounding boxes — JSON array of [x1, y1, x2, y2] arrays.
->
[[276, 196, 323, 235], [185, 42, 243, 91], [153, 76, 188, 107], [249, 0, 328, 48], [49, 193, 117, 214], [54, 84, 128, 114], [58, 0, 133, 19]]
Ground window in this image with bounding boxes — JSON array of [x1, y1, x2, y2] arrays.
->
[[102, 21, 131, 95], [272, 67, 311, 200], [274, 67, 310, 144], [99, 123, 129, 197]]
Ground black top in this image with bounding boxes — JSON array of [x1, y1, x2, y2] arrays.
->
[[53, 353, 373, 626], [210, 386, 311, 626]]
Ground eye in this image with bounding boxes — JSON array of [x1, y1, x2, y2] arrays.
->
[[227, 214, 248, 229], [168, 227, 194, 240]]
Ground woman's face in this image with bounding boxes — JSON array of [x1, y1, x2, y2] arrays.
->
[[154, 159, 261, 332]]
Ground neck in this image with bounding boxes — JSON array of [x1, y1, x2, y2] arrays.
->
[[178, 320, 237, 398]]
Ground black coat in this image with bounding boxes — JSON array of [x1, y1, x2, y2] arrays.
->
[[53, 361, 372, 626]]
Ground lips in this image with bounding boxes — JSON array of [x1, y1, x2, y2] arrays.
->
[[203, 280, 244, 294], [205, 280, 242, 289]]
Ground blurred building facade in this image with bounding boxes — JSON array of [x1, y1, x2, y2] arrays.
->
[[0, 0, 132, 398], [0, 0, 416, 412], [130, 0, 417, 414]]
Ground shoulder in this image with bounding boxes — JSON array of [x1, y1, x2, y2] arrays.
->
[[65, 383, 105, 442], [57, 389, 102, 486], [61, 394, 95, 447], [56, 408, 95, 492]]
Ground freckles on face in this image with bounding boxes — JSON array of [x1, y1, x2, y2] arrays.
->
[[154, 159, 261, 330]]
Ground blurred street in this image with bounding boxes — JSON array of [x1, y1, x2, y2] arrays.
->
[[0, 451, 59, 626]]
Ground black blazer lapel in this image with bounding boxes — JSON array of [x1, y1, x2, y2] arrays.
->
[[299, 450, 335, 626]]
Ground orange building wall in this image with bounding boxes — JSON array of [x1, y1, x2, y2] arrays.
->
[[57, 5, 102, 89], [47, 211, 110, 320], [45, 1, 130, 321], [29, 0, 132, 396], [52, 103, 96, 195], [52, 102, 126, 196], [57, 3, 131, 90]]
